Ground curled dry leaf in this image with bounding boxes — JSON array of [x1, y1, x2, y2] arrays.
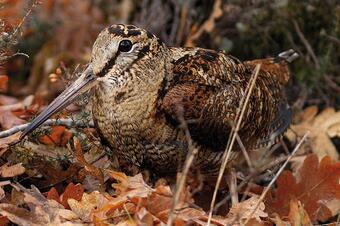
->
[[286, 106, 340, 160], [0, 163, 25, 177], [265, 154, 340, 222]]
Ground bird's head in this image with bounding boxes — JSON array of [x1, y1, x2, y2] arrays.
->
[[20, 24, 166, 138]]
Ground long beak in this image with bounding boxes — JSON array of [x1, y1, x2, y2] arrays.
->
[[20, 65, 96, 139]]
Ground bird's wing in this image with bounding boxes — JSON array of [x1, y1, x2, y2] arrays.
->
[[158, 48, 293, 151]]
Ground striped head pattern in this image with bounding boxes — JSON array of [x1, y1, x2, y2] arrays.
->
[[91, 24, 165, 80]]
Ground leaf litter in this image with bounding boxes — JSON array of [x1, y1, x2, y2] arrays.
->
[[0, 1, 339, 225]]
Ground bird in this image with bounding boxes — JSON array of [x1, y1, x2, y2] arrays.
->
[[21, 24, 298, 176]]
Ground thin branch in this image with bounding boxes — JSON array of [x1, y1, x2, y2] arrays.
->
[[236, 133, 253, 169], [207, 64, 261, 226], [293, 20, 320, 70], [244, 132, 309, 225], [166, 108, 198, 226], [0, 118, 94, 138], [325, 34, 340, 46], [11, 1, 40, 38], [229, 168, 239, 205]]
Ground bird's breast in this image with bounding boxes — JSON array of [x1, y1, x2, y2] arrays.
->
[[91, 84, 178, 153]]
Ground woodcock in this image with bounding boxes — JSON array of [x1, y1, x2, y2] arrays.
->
[[21, 24, 298, 175]]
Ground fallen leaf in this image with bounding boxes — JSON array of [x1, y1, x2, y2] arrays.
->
[[0, 132, 21, 152], [0, 94, 18, 105], [272, 214, 290, 226], [286, 107, 340, 160], [265, 154, 340, 222], [0, 75, 9, 93], [61, 183, 84, 209], [38, 125, 73, 146], [227, 196, 268, 223], [46, 187, 60, 203], [0, 215, 9, 226], [68, 191, 101, 222], [73, 136, 104, 191], [0, 184, 80, 225], [0, 181, 11, 201], [0, 110, 26, 130], [0, 163, 25, 177], [287, 199, 312, 226], [108, 170, 152, 198]]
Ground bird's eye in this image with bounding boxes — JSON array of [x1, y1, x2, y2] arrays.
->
[[118, 40, 133, 52]]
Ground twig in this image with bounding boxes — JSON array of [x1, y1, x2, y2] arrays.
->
[[293, 20, 320, 70], [236, 133, 253, 169], [244, 132, 309, 225], [166, 108, 198, 226], [207, 64, 261, 226], [325, 34, 340, 46], [229, 168, 238, 205], [11, 1, 40, 38], [324, 75, 340, 93], [0, 118, 94, 138], [185, 0, 222, 46]]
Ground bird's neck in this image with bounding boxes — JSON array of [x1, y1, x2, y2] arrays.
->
[[92, 50, 171, 140]]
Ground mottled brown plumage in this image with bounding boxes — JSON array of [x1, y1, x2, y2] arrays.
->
[[22, 24, 298, 175]]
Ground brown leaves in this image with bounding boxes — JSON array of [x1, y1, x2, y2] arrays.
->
[[0, 75, 9, 93], [0, 95, 35, 130], [287, 106, 340, 160], [0, 184, 80, 225], [265, 154, 340, 221], [287, 200, 312, 226], [0, 132, 20, 149], [227, 196, 268, 223], [47, 183, 85, 209], [1, 155, 339, 225], [38, 125, 73, 146], [0, 163, 25, 178]]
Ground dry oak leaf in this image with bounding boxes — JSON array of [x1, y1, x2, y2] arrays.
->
[[68, 191, 106, 222], [286, 106, 340, 160], [0, 184, 81, 226], [0, 163, 25, 177], [226, 196, 268, 224], [86, 171, 153, 223], [135, 185, 227, 226], [265, 154, 340, 222], [38, 125, 73, 146]]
